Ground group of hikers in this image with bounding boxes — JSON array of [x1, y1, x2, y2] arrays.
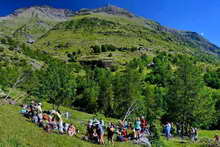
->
[[20, 101, 154, 146], [20, 101, 77, 136], [84, 116, 152, 145], [163, 122, 198, 141], [20, 101, 203, 146]]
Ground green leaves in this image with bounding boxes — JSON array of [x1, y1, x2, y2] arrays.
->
[[31, 60, 77, 109], [167, 56, 216, 132]]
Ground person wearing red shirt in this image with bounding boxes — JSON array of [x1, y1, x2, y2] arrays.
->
[[140, 116, 147, 132]]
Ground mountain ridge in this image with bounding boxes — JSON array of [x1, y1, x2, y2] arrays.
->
[[0, 5, 219, 57]]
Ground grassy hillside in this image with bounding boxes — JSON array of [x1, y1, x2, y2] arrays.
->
[[0, 104, 141, 147], [33, 13, 219, 64], [1, 103, 220, 147]]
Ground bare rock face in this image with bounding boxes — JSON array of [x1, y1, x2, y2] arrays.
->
[[6, 5, 74, 21], [94, 5, 135, 17], [76, 5, 135, 18], [0, 6, 75, 41]]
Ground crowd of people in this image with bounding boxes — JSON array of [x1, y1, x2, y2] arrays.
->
[[20, 101, 77, 136], [20, 102, 153, 146], [84, 116, 153, 146], [19, 101, 202, 146], [163, 122, 198, 141]]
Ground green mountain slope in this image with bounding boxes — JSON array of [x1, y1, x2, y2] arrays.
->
[[0, 5, 219, 64], [33, 10, 220, 64]]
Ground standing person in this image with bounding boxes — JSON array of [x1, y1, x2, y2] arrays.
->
[[164, 122, 171, 140], [29, 101, 36, 118], [140, 116, 147, 132], [96, 123, 105, 144], [134, 117, 141, 139], [190, 127, 196, 141], [194, 128, 198, 141], [107, 123, 115, 144], [36, 103, 43, 123], [87, 120, 94, 139], [190, 127, 198, 141]]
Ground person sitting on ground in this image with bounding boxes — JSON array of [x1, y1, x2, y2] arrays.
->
[[43, 113, 51, 122], [42, 118, 52, 133], [107, 123, 115, 144], [122, 128, 128, 138], [92, 129, 99, 144], [134, 117, 141, 139], [117, 129, 128, 142], [214, 134, 220, 143], [68, 124, 76, 136], [52, 110, 64, 134], [32, 110, 38, 124], [64, 123, 70, 133], [49, 117, 58, 130], [127, 125, 135, 140]]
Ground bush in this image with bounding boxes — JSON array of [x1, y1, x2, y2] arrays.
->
[[91, 45, 101, 53], [0, 46, 4, 52], [108, 53, 113, 57], [0, 38, 6, 44], [67, 52, 77, 62]]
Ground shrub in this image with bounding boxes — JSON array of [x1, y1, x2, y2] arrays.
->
[[91, 45, 101, 53], [108, 53, 113, 57]]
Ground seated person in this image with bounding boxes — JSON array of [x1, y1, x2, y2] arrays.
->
[[64, 123, 70, 133], [32, 114, 38, 124], [49, 118, 58, 130], [214, 134, 220, 143], [127, 126, 135, 139], [117, 131, 128, 142], [68, 124, 76, 136], [122, 128, 128, 137]]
